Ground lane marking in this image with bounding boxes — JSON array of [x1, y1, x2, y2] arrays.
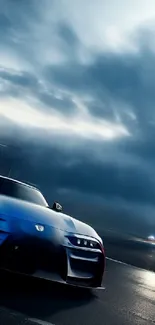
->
[[28, 318, 55, 325], [106, 256, 155, 274], [106, 256, 132, 267]]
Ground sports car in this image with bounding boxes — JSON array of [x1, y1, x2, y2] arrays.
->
[[0, 175, 105, 288]]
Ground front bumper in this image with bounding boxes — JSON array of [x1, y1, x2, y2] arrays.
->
[[0, 232, 105, 288]]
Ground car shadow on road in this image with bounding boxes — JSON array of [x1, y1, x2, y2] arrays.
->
[[0, 270, 96, 319]]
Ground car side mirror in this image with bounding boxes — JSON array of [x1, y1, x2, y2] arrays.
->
[[52, 202, 63, 213]]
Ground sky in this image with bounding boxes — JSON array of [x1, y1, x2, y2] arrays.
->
[[1, 0, 155, 237]]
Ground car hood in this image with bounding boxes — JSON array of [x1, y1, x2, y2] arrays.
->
[[0, 195, 100, 240]]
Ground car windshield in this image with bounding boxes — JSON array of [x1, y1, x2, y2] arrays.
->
[[0, 177, 48, 207]]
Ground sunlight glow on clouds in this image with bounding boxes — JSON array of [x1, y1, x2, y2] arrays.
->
[[48, 0, 155, 54], [0, 98, 130, 140]]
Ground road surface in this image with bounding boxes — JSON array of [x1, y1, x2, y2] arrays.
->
[[0, 255, 155, 325]]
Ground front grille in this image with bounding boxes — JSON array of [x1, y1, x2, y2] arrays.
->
[[70, 257, 97, 274], [69, 248, 100, 260], [66, 240, 105, 287]]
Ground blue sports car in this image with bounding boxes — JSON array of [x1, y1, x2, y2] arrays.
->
[[0, 175, 105, 288]]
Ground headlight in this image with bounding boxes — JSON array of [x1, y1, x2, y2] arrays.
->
[[67, 235, 101, 250]]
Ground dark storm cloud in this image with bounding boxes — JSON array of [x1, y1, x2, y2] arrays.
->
[[0, 0, 51, 67], [0, 0, 39, 43], [38, 92, 76, 115], [55, 22, 80, 60], [45, 48, 155, 132], [0, 0, 40, 29], [0, 68, 77, 115], [1, 43, 155, 205], [2, 0, 155, 132], [0, 69, 38, 88], [0, 129, 154, 208], [57, 23, 79, 47]]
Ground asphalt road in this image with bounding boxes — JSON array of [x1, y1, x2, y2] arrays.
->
[[104, 237, 155, 272], [0, 244, 155, 325]]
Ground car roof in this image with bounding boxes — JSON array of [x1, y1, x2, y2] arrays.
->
[[0, 175, 38, 191]]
